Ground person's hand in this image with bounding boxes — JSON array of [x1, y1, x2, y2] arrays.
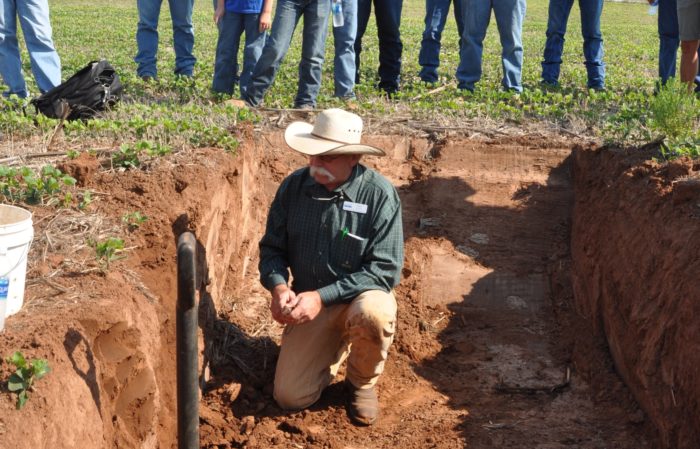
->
[[270, 284, 298, 324], [214, 6, 225, 24], [259, 11, 272, 33], [287, 291, 323, 324]]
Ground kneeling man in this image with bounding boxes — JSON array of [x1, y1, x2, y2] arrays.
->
[[258, 109, 404, 425]]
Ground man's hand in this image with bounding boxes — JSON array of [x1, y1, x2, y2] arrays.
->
[[287, 291, 323, 324], [270, 284, 298, 324]]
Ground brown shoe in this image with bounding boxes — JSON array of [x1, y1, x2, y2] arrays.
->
[[346, 381, 379, 426]]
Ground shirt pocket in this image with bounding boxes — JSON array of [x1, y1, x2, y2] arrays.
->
[[331, 234, 367, 274]]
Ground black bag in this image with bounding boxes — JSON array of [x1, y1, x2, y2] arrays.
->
[[31, 60, 122, 121]]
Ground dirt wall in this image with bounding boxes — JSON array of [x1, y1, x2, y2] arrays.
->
[[571, 146, 700, 449]]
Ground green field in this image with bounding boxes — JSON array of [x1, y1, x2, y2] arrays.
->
[[0, 0, 697, 155]]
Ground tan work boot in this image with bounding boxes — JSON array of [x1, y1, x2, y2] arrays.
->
[[345, 380, 379, 426]]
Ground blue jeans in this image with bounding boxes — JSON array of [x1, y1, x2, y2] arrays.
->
[[243, 0, 330, 107], [541, 0, 605, 89], [658, 0, 700, 88], [0, 0, 61, 97], [456, 0, 525, 92], [135, 0, 196, 77], [418, 0, 464, 83], [212, 12, 266, 96], [355, 0, 403, 93], [333, 0, 357, 98]]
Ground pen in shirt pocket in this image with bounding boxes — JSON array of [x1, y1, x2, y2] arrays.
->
[[340, 227, 365, 242]]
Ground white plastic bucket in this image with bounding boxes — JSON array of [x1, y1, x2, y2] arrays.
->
[[0, 204, 33, 317]]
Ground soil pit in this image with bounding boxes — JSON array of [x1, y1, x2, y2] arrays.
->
[[0, 131, 697, 448]]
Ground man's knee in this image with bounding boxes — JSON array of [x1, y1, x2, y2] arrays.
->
[[273, 382, 319, 410], [347, 290, 397, 337]]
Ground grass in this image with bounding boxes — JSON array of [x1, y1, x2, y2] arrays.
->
[[0, 0, 697, 157]]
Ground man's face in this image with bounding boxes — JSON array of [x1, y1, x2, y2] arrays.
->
[[308, 154, 361, 190]]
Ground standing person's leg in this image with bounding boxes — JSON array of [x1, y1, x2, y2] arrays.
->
[[212, 12, 244, 94], [240, 13, 266, 98], [541, 0, 575, 86], [243, 0, 301, 107], [454, 0, 465, 46], [295, 0, 331, 107], [168, 0, 196, 76], [0, 0, 29, 97], [373, 0, 403, 93], [354, 0, 372, 85], [135, 0, 163, 78], [418, 0, 452, 83], [333, 0, 357, 98], [678, 0, 700, 88], [15, 0, 61, 94], [456, 0, 493, 91], [579, 0, 605, 89], [658, 0, 680, 84], [493, 0, 525, 92]]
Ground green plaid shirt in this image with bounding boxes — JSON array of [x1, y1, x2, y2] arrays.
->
[[259, 164, 404, 306]]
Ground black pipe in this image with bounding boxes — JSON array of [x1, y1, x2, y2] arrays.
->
[[177, 232, 199, 449]]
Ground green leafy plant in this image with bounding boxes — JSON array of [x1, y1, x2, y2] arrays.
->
[[112, 143, 141, 169], [78, 190, 93, 210], [0, 165, 77, 205], [649, 79, 700, 141], [94, 237, 125, 267], [122, 211, 148, 230], [5, 351, 51, 410]]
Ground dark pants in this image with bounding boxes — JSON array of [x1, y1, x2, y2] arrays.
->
[[354, 0, 403, 93]]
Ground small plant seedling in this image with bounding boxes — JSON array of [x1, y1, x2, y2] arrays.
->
[[5, 351, 51, 410], [122, 211, 148, 230], [94, 237, 126, 267]]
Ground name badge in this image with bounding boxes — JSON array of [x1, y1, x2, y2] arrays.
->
[[343, 201, 368, 214]]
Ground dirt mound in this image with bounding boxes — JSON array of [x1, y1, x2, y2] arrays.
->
[[572, 145, 700, 449]]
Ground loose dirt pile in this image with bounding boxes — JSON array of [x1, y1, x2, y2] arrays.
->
[[1, 129, 695, 448]]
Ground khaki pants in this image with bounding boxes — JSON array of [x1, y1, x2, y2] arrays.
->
[[273, 290, 397, 410]]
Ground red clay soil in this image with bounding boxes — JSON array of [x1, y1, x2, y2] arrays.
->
[[0, 130, 689, 448], [571, 145, 700, 449]]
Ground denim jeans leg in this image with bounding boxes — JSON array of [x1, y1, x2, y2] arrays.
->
[[0, 0, 29, 97], [16, 0, 61, 94], [333, 0, 357, 98], [354, 0, 372, 85], [135, 0, 162, 77], [658, 0, 680, 83], [580, 0, 604, 88], [541, 0, 574, 84], [212, 12, 244, 94], [169, 0, 196, 76], [454, 0, 465, 47], [296, 0, 330, 107], [240, 14, 266, 98], [456, 0, 492, 91], [374, 0, 403, 93], [244, 0, 300, 107], [493, 0, 525, 91], [418, 0, 451, 83]]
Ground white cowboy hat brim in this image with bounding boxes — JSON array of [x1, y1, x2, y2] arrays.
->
[[284, 121, 386, 156]]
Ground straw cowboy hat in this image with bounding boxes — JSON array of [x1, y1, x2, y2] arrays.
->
[[284, 109, 385, 157]]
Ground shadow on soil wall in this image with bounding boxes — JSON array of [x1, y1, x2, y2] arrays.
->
[[571, 145, 700, 449]]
